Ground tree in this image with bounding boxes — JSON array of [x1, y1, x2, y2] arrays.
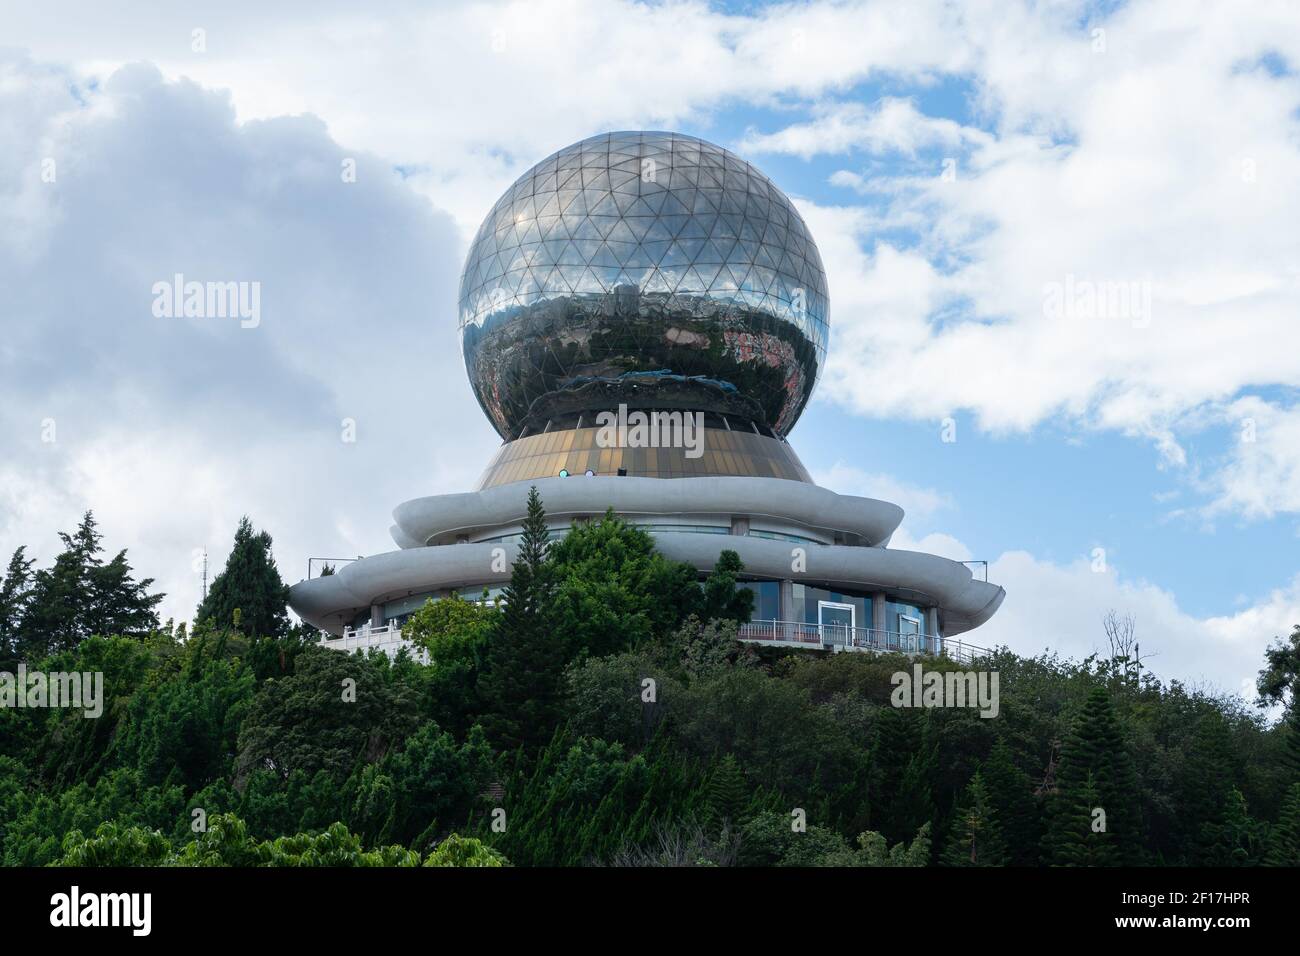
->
[[233, 647, 421, 787], [1177, 709, 1239, 864], [476, 487, 565, 750], [1256, 625, 1300, 709], [110, 637, 257, 792], [1042, 688, 1142, 865], [18, 513, 162, 656], [423, 833, 508, 867], [706, 754, 749, 829], [856, 823, 932, 867], [544, 509, 700, 658], [1201, 789, 1262, 866], [870, 707, 932, 844], [678, 615, 754, 680], [1263, 783, 1300, 867], [982, 737, 1040, 865], [403, 593, 498, 734], [699, 550, 755, 624], [942, 771, 1007, 866], [0, 547, 35, 663], [196, 516, 289, 638], [1282, 680, 1300, 786], [56, 821, 172, 867]]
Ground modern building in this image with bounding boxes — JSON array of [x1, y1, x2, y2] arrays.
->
[[289, 131, 1004, 661]]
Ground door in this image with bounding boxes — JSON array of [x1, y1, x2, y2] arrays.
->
[[818, 601, 855, 647], [898, 614, 922, 653]]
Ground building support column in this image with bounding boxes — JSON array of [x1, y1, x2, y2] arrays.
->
[[872, 591, 887, 634], [779, 578, 794, 623]]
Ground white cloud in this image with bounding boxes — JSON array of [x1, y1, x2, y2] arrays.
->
[[0, 57, 494, 625], [741, 98, 992, 159], [978, 550, 1300, 701], [761, 1, 1300, 518], [1202, 396, 1300, 519]]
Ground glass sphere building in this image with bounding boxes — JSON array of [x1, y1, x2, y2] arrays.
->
[[290, 132, 1004, 659], [460, 131, 828, 441]]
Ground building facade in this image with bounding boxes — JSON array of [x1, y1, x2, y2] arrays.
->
[[289, 132, 1004, 660]]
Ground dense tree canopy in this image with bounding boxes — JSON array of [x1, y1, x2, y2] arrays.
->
[[1, 501, 1298, 868]]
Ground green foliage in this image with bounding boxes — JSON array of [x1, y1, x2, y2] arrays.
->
[[1263, 782, 1300, 866], [3, 506, 1299, 870], [544, 509, 700, 657], [706, 754, 750, 829], [981, 737, 1040, 865], [195, 516, 290, 637], [423, 833, 508, 867], [476, 486, 565, 750], [738, 810, 931, 866], [57, 821, 172, 867], [10, 512, 162, 658], [699, 550, 754, 624], [403, 593, 496, 734], [233, 646, 421, 787], [1042, 687, 1143, 865], [941, 772, 1006, 866]]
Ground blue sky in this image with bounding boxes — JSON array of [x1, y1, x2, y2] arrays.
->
[[2, 0, 1299, 699]]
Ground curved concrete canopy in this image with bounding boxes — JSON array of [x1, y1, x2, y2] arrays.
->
[[392, 475, 904, 549], [289, 533, 1003, 638]]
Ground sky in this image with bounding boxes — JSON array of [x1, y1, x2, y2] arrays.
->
[[2, 0, 1298, 704]]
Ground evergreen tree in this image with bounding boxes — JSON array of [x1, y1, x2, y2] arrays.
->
[[476, 487, 563, 750], [545, 509, 700, 657], [1178, 709, 1238, 864], [0, 547, 36, 663], [18, 512, 162, 656], [982, 737, 1040, 865], [699, 549, 755, 624], [1042, 687, 1142, 865], [196, 516, 289, 637], [941, 771, 1007, 866], [1201, 789, 1261, 866], [1282, 682, 1300, 786], [706, 754, 749, 829], [870, 708, 932, 844], [1263, 782, 1300, 867]]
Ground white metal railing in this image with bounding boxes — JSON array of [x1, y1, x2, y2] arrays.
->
[[320, 622, 427, 663], [737, 620, 990, 663], [320, 619, 988, 666]]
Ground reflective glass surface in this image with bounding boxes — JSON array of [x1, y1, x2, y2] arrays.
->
[[459, 132, 830, 439], [475, 423, 812, 489]]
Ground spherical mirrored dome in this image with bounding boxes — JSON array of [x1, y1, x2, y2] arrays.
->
[[459, 131, 829, 440]]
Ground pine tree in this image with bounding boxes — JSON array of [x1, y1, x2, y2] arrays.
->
[[476, 487, 563, 750], [18, 512, 162, 655], [196, 517, 289, 637], [0, 547, 36, 662], [869, 707, 936, 845], [982, 737, 1040, 865], [1042, 687, 1142, 865], [1179, 709, 1238, 864], [1282, 684, 1300, 786], [1201, 789, 1261, 866], [1263, 782, 1300, 867], [706, 754, 749, 829], [942, 771, 1007, 866]]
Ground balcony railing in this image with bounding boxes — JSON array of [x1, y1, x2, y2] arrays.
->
[[320, 619, 989, 666], [737, 620, 990, 664], [322, 622, 428, 663]]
